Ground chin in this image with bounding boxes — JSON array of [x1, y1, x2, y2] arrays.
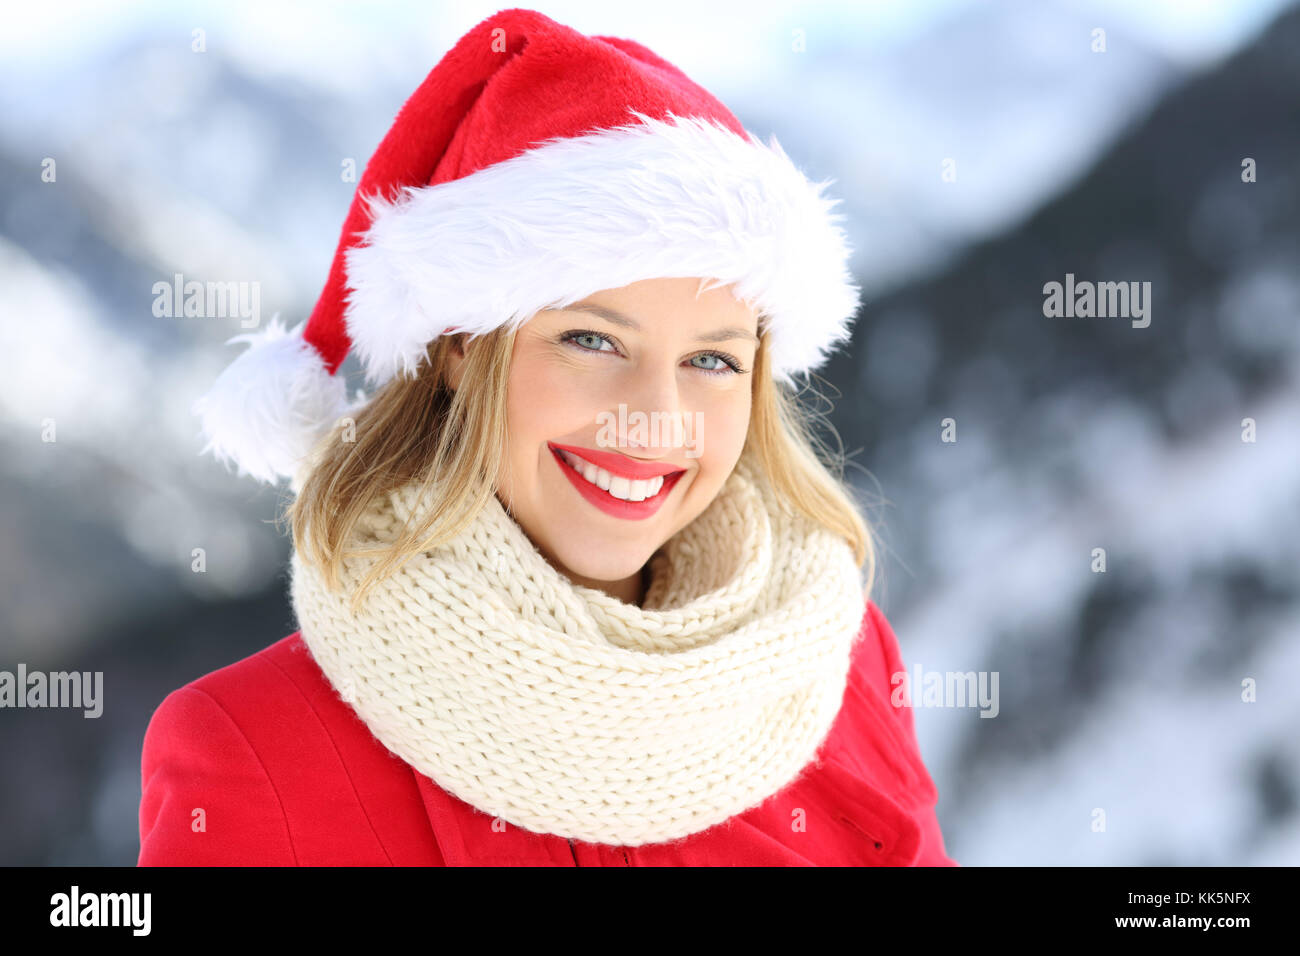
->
[[552, 546, 649, 586]]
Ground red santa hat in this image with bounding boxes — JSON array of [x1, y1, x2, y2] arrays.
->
[[193, 7, 861, 484]]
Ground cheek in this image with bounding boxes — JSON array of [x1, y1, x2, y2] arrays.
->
[[506, 350, 596, 450], [695, 389, 752, 463]]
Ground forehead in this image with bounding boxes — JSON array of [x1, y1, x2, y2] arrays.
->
[[543, 278, 760, 337]]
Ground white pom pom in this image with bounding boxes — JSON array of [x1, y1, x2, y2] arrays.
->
[[191, 316, 358, 485]]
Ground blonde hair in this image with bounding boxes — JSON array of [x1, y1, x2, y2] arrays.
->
[[284, 320, 879, 617]]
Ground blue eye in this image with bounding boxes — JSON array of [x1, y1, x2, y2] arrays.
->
[[564, 330, 618, 353], [689, 353, 743, 376]]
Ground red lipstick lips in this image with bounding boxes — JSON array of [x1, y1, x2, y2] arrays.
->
[[548, 442, 686, 520], [548, 442, 686, 480]]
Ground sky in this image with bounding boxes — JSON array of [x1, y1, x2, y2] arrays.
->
[[6, 0, 1296, 299], [4, 0, 1295, 77]]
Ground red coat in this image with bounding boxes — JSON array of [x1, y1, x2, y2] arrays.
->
[[138, 600, 957, 866]]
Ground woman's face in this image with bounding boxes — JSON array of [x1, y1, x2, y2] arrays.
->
[[472, 276, 759, 604]]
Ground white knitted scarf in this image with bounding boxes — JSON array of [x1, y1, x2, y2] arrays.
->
[[289, 447, 867, 846]]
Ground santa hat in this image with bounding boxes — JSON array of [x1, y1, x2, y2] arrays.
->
[[193, 7, 861, 485]]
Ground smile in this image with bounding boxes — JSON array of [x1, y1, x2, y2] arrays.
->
[[548, 443, 687, 520]]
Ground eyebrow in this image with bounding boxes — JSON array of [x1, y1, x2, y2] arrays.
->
[[561, 302, 760, 345]]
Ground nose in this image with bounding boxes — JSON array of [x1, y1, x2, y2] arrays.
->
[[616, 367, 687, 456]]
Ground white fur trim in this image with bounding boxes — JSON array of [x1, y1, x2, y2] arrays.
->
[[192, 316, 361, 484], [343, 111, 860, 388]]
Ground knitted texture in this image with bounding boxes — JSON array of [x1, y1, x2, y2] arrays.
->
[[288, 446, 867, 846]]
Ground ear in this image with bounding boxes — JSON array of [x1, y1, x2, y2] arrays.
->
[[444, 333, 469, 391]]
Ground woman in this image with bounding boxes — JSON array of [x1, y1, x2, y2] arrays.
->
[[138, 8, 957, 866]]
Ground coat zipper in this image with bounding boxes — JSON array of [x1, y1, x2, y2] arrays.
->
[[568, 838, 580, 866]]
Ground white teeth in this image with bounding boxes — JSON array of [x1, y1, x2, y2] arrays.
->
[[559, 449, 666, 502]]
